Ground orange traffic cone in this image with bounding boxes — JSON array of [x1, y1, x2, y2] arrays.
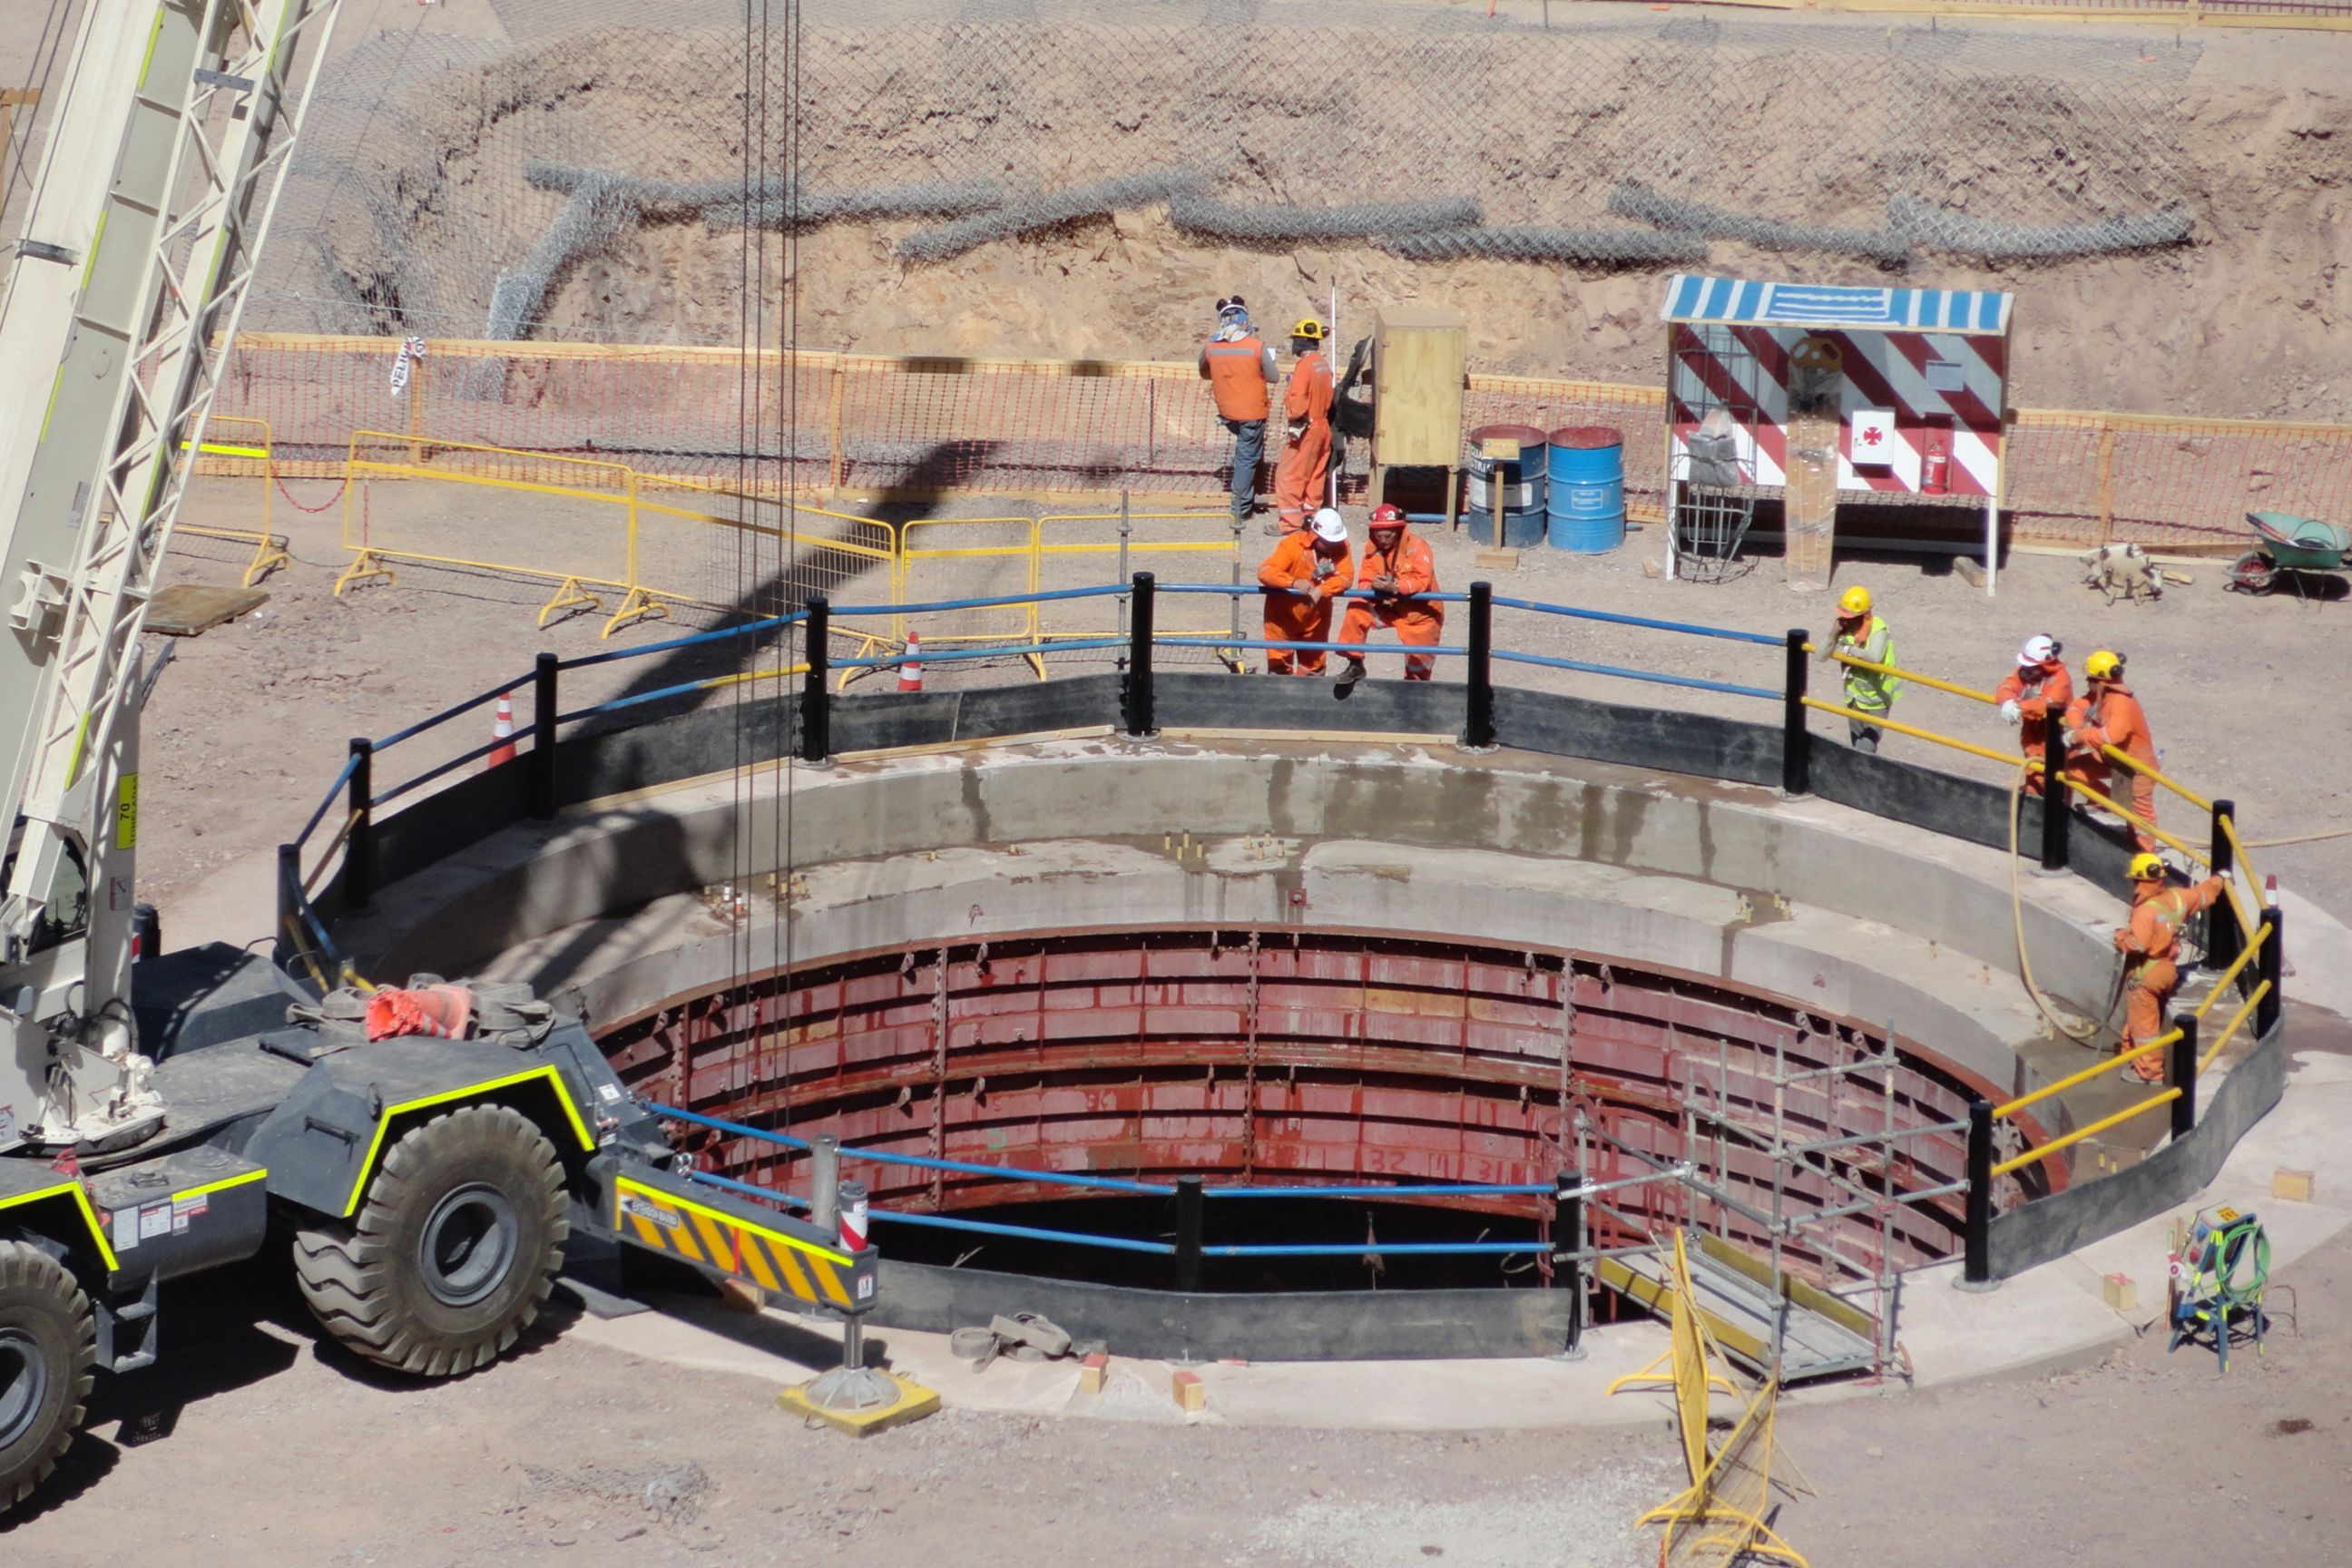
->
[[488, 692, 517, 768], [898, 632, 924, 693], [2265, 873, 2278, 907]]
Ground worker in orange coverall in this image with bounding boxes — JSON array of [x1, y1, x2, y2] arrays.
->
[[1257, 508, 1352, 675], [1272, 318, 1334, 535], [1994, 633, 2073, 795], [2113, 852, 2228, 1083], [2065, 649, 2159, 849], [1335, 505, 1442, 685]]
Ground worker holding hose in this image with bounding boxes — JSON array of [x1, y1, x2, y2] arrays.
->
[[1200, 297, 1279, 529], [1272, 318, 1334, 535], [1820, 585, 1900, 751], [2065, 649, 2160, 850], [1335, 505, 1442, 686], [1257, 508, 1352, 675], [2113, 853, 2229, 1083], [1994, 634, 2073, 793]]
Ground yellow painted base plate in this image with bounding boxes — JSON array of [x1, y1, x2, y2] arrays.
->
[[777, 1374, 942, 1436]]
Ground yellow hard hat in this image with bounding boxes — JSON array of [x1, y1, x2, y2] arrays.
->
[[2128, 851, 2166, 882], [1290, 318, 1326, 342], [2085, 649, 2122, 681], [1838, 585, 1872, 616]]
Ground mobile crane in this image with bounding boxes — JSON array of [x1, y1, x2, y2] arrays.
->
[[0, 2, 872, 1513]]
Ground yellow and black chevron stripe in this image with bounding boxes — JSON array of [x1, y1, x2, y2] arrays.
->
[[613, 1176, 868, 1309]]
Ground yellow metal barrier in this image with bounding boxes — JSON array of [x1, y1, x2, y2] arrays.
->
[[2060, 771, 2210, 867], [1995, 1026, 2180, 1122], [894, 514, 1048, 677], [338, 430, 658, 634], [1992, 1087, 2180, 1180], [178, 415, 291, 587], [2199, 981, 2271, 1075], [1034, 509, 1240, 653]]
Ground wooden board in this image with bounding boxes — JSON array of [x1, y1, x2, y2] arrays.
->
[[147, 583, 268, 637], [1782, 412, 1840, 592], [1372, 307, 1466, 469]]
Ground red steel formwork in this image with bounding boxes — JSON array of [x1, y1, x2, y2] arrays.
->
[[598, 929, 1993, 1289]]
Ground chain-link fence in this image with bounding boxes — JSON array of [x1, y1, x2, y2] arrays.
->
[[247, 0, 2202, 348]]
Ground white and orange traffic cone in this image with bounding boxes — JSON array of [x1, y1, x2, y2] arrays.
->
[[898, 632, 924, 693], [2265, 873, 2278, 907], [488, 692, 517, 768]]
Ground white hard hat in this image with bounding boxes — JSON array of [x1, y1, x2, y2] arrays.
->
[[1310, 508, 1348, 543], [2017, 634, 2056, 667]]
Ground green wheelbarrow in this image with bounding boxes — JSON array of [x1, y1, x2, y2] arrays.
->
[[2230, 511, 2352, 597]]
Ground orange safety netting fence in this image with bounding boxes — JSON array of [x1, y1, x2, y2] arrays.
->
[[211, 334, 2352, 552]]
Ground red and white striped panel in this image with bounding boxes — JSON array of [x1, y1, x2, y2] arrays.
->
[[1670, 326, 2005, 498]]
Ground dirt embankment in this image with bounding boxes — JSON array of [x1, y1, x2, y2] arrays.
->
[[279, 17, 2351, 421]]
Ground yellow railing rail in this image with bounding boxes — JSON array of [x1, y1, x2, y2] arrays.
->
[[2060, 771, 2209, 864], [2219, 812, 2260, 897], [1994, 1026, 2180, 1122], [2093, 742, 2216, 814], [2192, 926, 2269, 1021], [1818, 646, 2000, 708], [1798, 698, 2033, 772], [1992, 1087, 2180, 1180], [2199, 981, 2271, 1075]]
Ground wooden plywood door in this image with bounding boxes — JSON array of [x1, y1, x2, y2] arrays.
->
[[1783, 412, 1838, 592]]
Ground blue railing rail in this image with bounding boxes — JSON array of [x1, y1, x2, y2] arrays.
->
[[275, 571, 1819, 987], [652, 1101, 1557, 1278]]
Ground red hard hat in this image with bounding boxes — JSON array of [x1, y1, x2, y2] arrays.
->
[[1369, 504, 1406, 524]]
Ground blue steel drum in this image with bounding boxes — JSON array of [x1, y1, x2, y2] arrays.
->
[[1464, 424, 1549, 548], [1547, 426, 1626, 554]]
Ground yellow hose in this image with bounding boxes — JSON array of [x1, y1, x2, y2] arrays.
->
[[2009, 769, 2106, 1045]]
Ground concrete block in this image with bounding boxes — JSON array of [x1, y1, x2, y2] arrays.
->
[[1474, 548, 1520, 572], [2274, 1168, 2317, 1202], [2101, 1272, 2137, 1313], [1954, 556, 1986, 588], [1079, 1351, 1109, 1395], [1171, 1368, 1206, 1411]]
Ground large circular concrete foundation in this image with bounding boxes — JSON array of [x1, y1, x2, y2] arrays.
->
[[333, 733, 2141, 1360]]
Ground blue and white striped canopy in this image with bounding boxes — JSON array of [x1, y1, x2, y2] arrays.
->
[[1661, 275, 2012, 336]]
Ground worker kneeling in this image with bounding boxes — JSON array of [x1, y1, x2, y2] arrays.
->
[[1335, 505, 1442, 685], [1259, 508, 1352, 675], [2114, 852, 2227, 1085]]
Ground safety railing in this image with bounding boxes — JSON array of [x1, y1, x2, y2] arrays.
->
[[217, 333, 2352, 553], [649, 1102, 1559, 1282], [176, 415, 292, 587], [272, 569, 2288, 1293]]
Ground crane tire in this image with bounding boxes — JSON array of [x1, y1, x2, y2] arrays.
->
[[0, 1240, 95, 1515], [294, 1104, 569, 1378]]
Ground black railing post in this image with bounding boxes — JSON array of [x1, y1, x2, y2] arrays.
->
[[530, 652, 560, 819], [1125, 571, 1158, 739], [1961, 1098, 1994, 1288], [799, 595, 831, 764], [2207, 798, 2239, 975], [276, 841, 299, 949], [2169, 1011, 2198, 1142], [345, 738, 374, 910], [2039, 710, 2070, 873], [1463, 580, 1496, 750], [1173, 1173, 1203, 1292], [1556, 1168, 1584, 1357], [2257, 903, 2285, 1036], [1781, 628, 1810, 798]]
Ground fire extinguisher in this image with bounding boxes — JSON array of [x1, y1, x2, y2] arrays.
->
[[1922, 438, 1950, 495]]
